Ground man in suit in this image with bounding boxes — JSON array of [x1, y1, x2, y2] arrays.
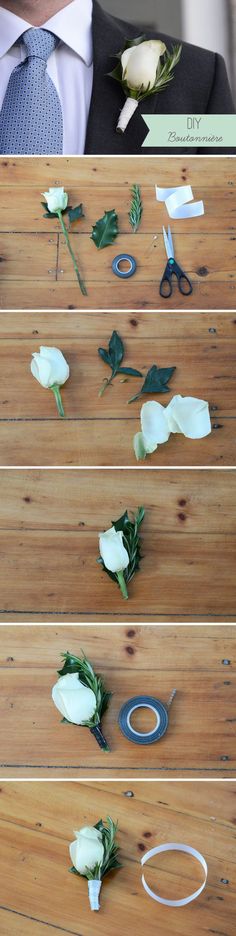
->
[[0, 0, 234, 154]]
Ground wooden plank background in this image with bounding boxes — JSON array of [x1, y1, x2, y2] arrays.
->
[[0, 780, 235, 935], [0, 469, 235, 623], [0, 311, 236, 466], [1, 156, 236, 309], [0, 624, 235, 778]]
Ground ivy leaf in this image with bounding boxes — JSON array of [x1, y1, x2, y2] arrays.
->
[[128, 364, 176, 403], [91, 210, 119, 249], [68, 204, 84, 225], [98, 330, 142, 396]]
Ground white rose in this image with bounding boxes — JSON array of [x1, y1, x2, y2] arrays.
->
[[52, 673, 97, 724], [31, 346, 69, 389], [121, 40, 166, 92], [99, 527, 129, 573], [42, 186, 68, 213], [70, 826, 104, 875]]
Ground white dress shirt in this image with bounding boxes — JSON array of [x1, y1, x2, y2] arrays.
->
[[0, 0, 94, 153]]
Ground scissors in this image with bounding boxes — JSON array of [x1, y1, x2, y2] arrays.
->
[[160, 226, 193, 298]]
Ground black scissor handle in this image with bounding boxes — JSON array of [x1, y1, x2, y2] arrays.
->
[[159, 263, 173, 298], [174, 261, 193, 296]]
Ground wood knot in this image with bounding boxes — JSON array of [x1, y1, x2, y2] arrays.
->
[[197, 266, 209, 277], [126, 645, 135, 655]]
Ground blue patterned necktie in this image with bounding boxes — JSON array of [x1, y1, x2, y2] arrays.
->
[[0, 28, 63, 154]]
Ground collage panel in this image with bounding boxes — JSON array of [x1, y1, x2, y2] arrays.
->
[[0, 780, 235, 935], [0, 310, 235, 466], [0, 468, 235, 623], [0, 624, 235, 779], [0, 155, 236, 311]]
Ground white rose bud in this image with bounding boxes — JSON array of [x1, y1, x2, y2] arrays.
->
[[31, 346, 69, 389], [52, 673, 97, 724], [70, 826, 104, 875], [121, 40, 166, 91], [99, 526, 129, 573], [42, 186, 68, 213]]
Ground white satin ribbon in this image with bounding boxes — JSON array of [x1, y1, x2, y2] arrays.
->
[[141, 843, 208, 907], [155, 185, 204, 218]]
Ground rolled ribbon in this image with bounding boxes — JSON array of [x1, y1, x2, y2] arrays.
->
[[141, 842, 208, 907], [155, 185, 204, 219]]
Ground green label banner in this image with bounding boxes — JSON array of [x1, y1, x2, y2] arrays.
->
[[141, 114, 236, 148]]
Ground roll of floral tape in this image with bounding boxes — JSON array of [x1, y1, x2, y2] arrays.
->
[[112, 254, 137, 278], [141, 843, 208, 906], [118, 695, 169, 745]]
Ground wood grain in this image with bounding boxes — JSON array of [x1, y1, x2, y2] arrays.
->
[[1, 156, 236, 309], [0, 780, 235, 935], [0, 625, 235, 778], [0, 311, 235, 465], [0, 469, 235, 623]]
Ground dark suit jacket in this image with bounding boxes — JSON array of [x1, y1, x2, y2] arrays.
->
[[85, 0, 235, 154]]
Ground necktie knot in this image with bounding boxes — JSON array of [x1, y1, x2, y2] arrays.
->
[[22, 27, 59, 62]]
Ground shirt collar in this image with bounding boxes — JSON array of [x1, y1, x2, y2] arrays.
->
[[0, 0, 93, 64]]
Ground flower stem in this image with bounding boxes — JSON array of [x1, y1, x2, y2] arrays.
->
[[117, 571, 128, 600], [90, 724, 110, 752], [51, 384, 65, 418], [98, 375, 114, 397], [57, 210, 87, 296]]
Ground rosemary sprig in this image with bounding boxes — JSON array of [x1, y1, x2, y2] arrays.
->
[[129, 184, 143, 233]]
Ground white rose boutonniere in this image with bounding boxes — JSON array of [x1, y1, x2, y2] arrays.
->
[[52, 651, 111, 751], [98, 507, 145, 600], [109, 36, 182, 133], [69, 817, 121, 911]]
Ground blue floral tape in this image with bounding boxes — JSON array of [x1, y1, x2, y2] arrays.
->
[[112, 254, 137, 278], [118, 695, 169, 745]]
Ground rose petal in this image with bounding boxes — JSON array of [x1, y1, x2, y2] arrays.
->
[[166, 395, 212, 438]]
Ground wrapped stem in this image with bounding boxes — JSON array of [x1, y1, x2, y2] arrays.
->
[[116, 97, 139, 133], [90, 724, 110, 752], [88, 879, 102, 911]]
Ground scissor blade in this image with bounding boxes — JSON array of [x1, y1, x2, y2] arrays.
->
[[163, 226, 172, 260], [167, 226, 175, 259]]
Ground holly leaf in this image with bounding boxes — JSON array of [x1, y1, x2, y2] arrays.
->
[[68, 204, 84, 225], [91, 210, 119, 249], [128, 364, 176, 403]]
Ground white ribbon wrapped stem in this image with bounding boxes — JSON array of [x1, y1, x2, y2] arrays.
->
[[117, 98, 139, 133], [141, 842, 208, 907], [155, 185, 204, 219], [88, 879, 102, 911]]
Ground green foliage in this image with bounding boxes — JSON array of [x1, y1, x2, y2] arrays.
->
[[98, 507, 145, 587], [91, 210, 119, 249], [68, 204, 84, 225], [129, 185, 143, 233], [128, 364, 176, 403], [58, 652, 112, 728], [98, 330, 142, 395]]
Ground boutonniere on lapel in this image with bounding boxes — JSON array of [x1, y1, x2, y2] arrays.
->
[[109, 36, 182, 134]]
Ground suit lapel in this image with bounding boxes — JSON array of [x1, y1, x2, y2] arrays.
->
[[85, 0, 158, 154]]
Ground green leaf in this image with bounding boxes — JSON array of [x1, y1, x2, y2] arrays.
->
[[118, 366, 142, 377], [109, 330, 124, 368], [41, 201, 71, 219], [128, 364, 176, 403], [98, 330, 142, 395], [129, 185, 143, 233], [91, 210, 119, 249], [68, 203, 84, 225]]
